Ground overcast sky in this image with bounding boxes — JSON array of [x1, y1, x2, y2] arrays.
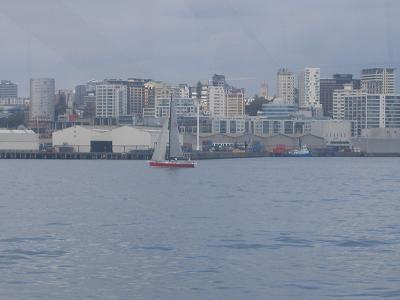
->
[[0, 0, 399, 96]]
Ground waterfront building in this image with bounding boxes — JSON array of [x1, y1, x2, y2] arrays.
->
[[225, 88, 245, 117], [29, 78, 55, 122], [177, 116, 213, 134], [260, 101, 299, 118], [52, 125, 160, 153], [334, 90, 400, 135], [178, 114, 353, 149], [0, 129, 39, 151], [212, 116, 247, 135], [0, 80, 18, 98], [361, 68, 395, 94], [252, 117, 353, 146], [208, 86, 226, 117], [352, 128, 400, 154], [298, 68, 320, 108], [181, 115, 352, 151], [277, 69, 295, 104], [95, 83, 128, 124], [320, 74, 361, 117]]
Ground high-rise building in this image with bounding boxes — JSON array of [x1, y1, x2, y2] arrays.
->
[[143, 81, 179, 119], [95, 83, 128, 121], [298, 68, 320, 108], [178, 84, 190, 98], [29, 78, 55, 122], [74, 85, 87, 107], [320, 74, 361, 117], [211, 74, 226, 87], [0, 80, 18, 98], [361, 68, 395, 94], [333, 86, 400, 135], [125, 78, 151, 120], [226, 88, 245, 117], [190, 83, 209, 113], [333, 84, 365, 121], [155, 97, 196, 118], [260, 82, 268, 99], [208, 86, 226, 117], [277, 69, 295, 103]]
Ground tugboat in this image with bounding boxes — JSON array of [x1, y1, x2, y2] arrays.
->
[[149, 95, 195, 168], [287, 145, 312, 157]]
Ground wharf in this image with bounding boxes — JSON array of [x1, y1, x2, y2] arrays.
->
[[0, 150, 153, 160], [0, 150, 399, 160], [191, 151, 400, 159]]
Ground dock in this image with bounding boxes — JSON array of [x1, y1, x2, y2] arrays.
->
[[0, 150, 153, 160]]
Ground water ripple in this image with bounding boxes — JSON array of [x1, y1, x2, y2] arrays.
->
[[209, 243, 273, 250], [336, 240, 391, 248], [133, 246, 173, 251], [0, 237, 53, 243], [3, 249, 67, 258]]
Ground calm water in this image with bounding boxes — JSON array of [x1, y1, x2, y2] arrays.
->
[[1, 158, 400, 299]]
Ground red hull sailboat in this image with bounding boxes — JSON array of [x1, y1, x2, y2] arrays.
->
[[149, 95, 195, 168], [149, 161, 195, 168]]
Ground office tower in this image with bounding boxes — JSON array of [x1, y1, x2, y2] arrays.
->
[[0, 80, 18, 98], [277, 69, 295, 103], [332, 84, 365, 121], [178, 84, 190, 98], [333, 85, 400, 135], [260, 83, 268, 99], [211, 74, 226, 87], [361, 68, 395, 94], [126, 78, 151, 120], [74, 85, 87, 106], [320, 74, 361, 117], [95, 83, 128, 120], [30, 78, 55, 122], [190, 83, 209, 113], [226, 88, 245, 116], [208, 86, 226, 116], [298, 68, 320, 108], [143, 81, 179, 119]]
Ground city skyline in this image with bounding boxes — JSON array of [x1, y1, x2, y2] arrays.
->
[[0, 0, 399, 96]]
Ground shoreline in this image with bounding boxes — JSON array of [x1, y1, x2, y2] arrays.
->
[[0, 150, 399, 160]]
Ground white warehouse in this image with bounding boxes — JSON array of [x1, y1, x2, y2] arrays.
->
[[52, 126, 160, 153], [0, 129, 39, 151]]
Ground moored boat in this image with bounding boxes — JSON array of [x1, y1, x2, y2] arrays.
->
[[286, 145, 312, 157]]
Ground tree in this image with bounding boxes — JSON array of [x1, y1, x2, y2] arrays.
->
[[245, 94, 274, 116]]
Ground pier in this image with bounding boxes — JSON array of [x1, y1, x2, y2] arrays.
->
[[0, 150, 153, 160]]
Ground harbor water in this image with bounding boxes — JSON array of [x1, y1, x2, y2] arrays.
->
[[0, 158, 400, 299]]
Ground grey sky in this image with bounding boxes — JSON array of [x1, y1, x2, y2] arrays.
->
[[0, 0, 399, 96]]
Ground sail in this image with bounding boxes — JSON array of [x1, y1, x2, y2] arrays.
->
[[151, 118, 168, 161], [169, 100, 184, 159]]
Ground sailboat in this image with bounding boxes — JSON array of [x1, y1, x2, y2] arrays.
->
[[149, 95, 196, 168]]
